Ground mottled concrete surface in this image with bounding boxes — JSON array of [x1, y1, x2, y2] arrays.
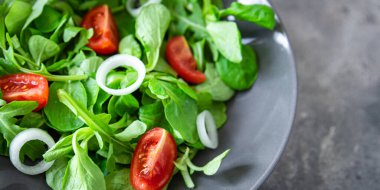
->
[[261, 0, 380, 189]]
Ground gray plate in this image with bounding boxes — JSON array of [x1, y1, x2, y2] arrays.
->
[[0, 0, 297, 189]]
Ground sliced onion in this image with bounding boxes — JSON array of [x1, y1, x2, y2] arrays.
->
[[96, 54, 146, 96], [9, 128, 55, 175], [238, 0, 271, 6], [196, 110, 218, 149], [126, 0, 161, 17]]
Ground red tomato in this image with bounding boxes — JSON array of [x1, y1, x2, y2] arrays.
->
[[0, 74, 49, 111], [81, 5, 119, 55], [166, 36, 206, 84], [130, 127, 177, 190]]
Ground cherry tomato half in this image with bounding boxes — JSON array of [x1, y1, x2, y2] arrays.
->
[[166, 36, 206, 84], [0, 74, 49, 111], [130, 127, 178, 190], [82, 5, 119, 55]]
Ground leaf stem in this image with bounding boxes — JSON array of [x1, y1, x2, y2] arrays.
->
[[43, 74, 88, 81], [180, 168, 195, 188], [185, 159, 203, 171], [10, 57, 88, 81], [18, 67, 88, 81], [14, 53, 38, 68], [57, 90, 133, 152], [112, 6, 125, 14]]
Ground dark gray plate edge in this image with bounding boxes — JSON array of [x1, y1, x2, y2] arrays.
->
[[250, 1, 298, 189]]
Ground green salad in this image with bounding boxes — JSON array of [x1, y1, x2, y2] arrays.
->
[[0, 0, 275, 189]]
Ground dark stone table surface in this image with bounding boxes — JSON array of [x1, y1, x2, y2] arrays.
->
[[261, 0, 380, 189]]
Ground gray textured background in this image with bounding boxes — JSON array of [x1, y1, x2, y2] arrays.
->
[[261, 0, 380, 189]]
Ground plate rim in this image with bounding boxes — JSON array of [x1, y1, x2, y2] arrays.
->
[[250, 0, 298, 189]]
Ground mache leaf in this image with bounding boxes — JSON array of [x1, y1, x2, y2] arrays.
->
[[148, 78, 169, 100], [119, 35, 142, 59], [43, 134, 73, 162], [0, 9, 6, 49], [63, 26, 83, 43], [216, 45, 258, 90], [105, 169, 134, 190], [62, 128, 106, 190], [135, 4, 171, 71], [4, 0, 32, 35], [57, 89, 133, 152], [206, 21, 242, 63], [46, 158, 70, 190], [19, 112, 44, 129], [44, 81, 87, 132], [160, 81, 199, 144], [34, 5, 62, 33], [197, 92, 227, 128], [22, 0, 48, 31], [195, 63, 234, 101], [219, 2, 276, 30], [201, 149, 230, 175], [0, 101, 45, 160], [0, 101, 37, 145], [28, 35, 60, 65], [139, 101, 165, 128], [115, 120, 147, 142]]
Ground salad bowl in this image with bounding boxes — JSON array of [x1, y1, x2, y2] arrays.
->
[[0, 0, 296, 189]]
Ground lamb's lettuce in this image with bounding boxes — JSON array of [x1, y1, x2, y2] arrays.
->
[[114, 120, 147, 142], [62, 128, 106, 190], [105, 169, 135, 190], [28, 35, 60, 65], [118, 35, 142, 58], [44, 81, 87, 132], [219, 2, 276, 30], [0, 101, 45, 160], [135, 4, 171, 71], [0, 102, 37, 144], [206, 21, 242, 63], [175, 147, 231, 188], [139, 101, 165, 128], [34, 5, 62, 33], [216, 45, 258, 90], [46, 158, 70, 190], [4, 0, 32, 35], [22, 0, 48, 31], [195, 63, 234, 101]]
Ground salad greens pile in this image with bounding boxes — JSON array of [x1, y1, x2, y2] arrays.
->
[[0, 0, 275, 189]]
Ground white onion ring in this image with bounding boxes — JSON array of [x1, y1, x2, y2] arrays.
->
[[9, 128, 55, 175], [126, 0, 161, 17], [238, 0, 271, 6], [196, 110, 218, 149], [96, 54, 146, 96]]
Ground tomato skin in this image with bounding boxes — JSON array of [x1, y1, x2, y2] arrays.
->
[[166, 36, 206, 84], [81, 5, 119, 55], [0, 74, 49, 111], [130, 128, 177, 190]]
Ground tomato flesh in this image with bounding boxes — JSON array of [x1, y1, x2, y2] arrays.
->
[[82, 5, 119, 55], [166, 36, 206, 84], [130, 128, 177, 190], [0, 74, 49, 111]]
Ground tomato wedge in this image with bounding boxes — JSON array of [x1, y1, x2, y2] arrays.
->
[[0, 74, 49, 111], [130, 127, 177, 190], [166, 36, 206, 84], [81, 5, 119, 55]]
